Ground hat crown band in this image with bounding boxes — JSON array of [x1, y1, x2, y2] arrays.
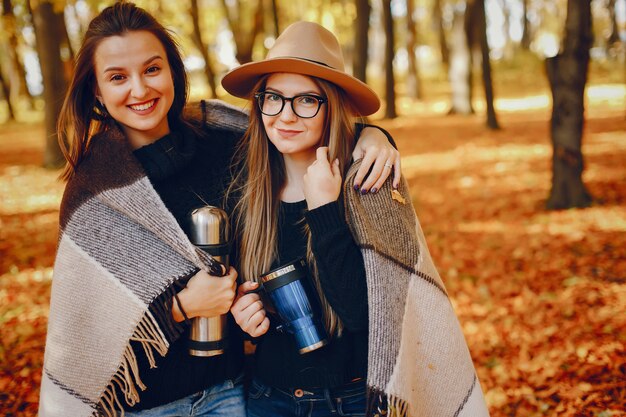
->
[[264, 56, 339, 71]]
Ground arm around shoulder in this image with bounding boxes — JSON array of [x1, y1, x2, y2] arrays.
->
[[184, 99, 250, 135]]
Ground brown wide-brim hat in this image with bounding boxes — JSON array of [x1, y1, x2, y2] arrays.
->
[[221, 21, 380, 116]]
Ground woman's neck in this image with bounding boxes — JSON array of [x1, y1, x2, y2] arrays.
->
[[280, 153, 315, 202], [123, 122, 171, 150]]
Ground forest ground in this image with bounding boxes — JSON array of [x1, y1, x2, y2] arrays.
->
[[0, 72, 624, 415]]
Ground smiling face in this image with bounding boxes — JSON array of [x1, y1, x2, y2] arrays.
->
[[94, 30, 175, 148], [261, 73, 326, 162]]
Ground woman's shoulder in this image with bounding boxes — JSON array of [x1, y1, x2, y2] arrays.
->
[[59, 127, 145, 227]]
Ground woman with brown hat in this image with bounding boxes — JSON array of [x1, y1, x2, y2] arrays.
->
[[224, 21, 490, 417], [40, 2, 399, 416]]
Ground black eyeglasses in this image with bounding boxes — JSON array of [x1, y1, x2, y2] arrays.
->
[[254, 91, 327, 118]]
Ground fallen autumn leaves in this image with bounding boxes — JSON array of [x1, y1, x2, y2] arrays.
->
[[0, 98, 624, 416]]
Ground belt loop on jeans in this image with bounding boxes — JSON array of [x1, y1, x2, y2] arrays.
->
[[323, 388, 337, 412]]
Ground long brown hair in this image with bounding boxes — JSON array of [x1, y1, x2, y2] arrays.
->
[[57, 2, 189, 181], [229, 75, 357, 335]]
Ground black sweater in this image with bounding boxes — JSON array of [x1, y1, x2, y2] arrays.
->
[[125, 121, 390, 406], [124, 125, 244, 411], [253, 199, 369, 389]]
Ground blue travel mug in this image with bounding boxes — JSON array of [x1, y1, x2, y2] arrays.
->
[[260, 259, 329, 354]]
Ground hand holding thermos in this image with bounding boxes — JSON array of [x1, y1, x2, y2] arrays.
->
[[179, 205, 235, 357], [174, 268, 237, 320]]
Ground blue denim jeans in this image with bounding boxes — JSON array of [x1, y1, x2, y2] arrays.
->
[[247, 378, 366, 417], [124, 375, 246, 417]]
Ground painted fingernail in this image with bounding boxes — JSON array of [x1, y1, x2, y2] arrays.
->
[[360, 188, 368, 195], [371, 188, 378, 194], [354, 184, 360, 191]]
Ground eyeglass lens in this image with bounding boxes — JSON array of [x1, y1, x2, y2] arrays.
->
[[258, 93, 323, 118]]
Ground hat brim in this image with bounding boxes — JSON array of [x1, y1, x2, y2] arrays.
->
[[221, 58, 381, 116]]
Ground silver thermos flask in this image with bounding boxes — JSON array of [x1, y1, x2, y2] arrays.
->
[[187, 206, 230, 357]]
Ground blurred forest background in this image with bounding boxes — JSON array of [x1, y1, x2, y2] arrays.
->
[[0, 0, 625, 416]]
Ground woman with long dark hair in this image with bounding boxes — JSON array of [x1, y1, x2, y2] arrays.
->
[[39, 3, 398, 416]]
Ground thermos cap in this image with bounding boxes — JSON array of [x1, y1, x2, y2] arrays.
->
[[188, 206, 229, 246]]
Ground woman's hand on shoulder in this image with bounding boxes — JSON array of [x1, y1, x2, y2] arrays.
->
[[303, 147, 342, 210], [352, 127, 401, 193], [231, 281, 270, 338]]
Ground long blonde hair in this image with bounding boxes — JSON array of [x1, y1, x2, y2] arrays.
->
[[229, 75, 357, 335]]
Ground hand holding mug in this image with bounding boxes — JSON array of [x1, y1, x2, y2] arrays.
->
[[231, 281, 270, 338]]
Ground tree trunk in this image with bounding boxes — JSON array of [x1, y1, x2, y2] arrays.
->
[[464, 0, 478, 107], [382, 0, 396, 119], [353, 0, 370, 83], [607, 0, 619, 46], [270, 0, 280, 37], [405, 0, 422, 99], [545, 0, 593, 210], [60, 11, 75, 64], [432, 0, 449, 67], [521, 0, 531, 50], [221, 0, 264, 64], [448, 4, 473, 114], [475, 0, 499, 129], [247, 0, 264, 63], [190, 0, 217, 97], [498, 0, 513, 59], [2, 0, 33, 107], [32, 1, 68, 169], [464, 0, 497, 127], [0, 62, 16, 120]]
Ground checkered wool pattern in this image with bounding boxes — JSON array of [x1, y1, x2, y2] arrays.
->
[[343, 161, 490, 417], [38, 100, 248, 417]]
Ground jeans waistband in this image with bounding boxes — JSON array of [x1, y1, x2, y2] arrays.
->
[[253, 377, 366, 402]]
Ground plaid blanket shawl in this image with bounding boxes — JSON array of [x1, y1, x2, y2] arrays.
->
[[343, 161, 490, 417], [39, 100, 248, 417]]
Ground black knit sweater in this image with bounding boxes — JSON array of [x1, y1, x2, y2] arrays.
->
[[124, 124, 244, 411], [253, 199, 369, 389], [124, 121, 390, 407]]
